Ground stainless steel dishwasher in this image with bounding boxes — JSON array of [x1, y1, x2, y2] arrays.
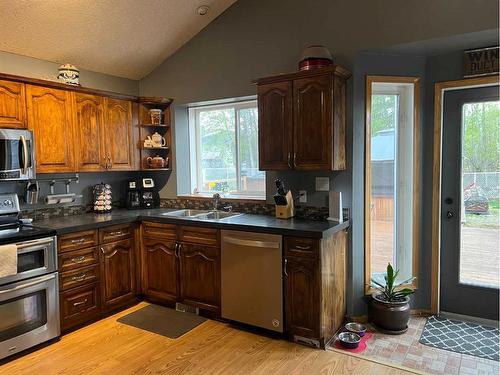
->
[[221, 230, 283, 332]]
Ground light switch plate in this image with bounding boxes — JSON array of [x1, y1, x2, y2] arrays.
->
[[315, 177, 330, 191]]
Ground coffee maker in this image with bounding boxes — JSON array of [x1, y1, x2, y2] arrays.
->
[[125, 180, 141, 209], [140, 178, 160, 208]]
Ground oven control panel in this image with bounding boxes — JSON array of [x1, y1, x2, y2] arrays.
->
[[0, 193, 20, 215]]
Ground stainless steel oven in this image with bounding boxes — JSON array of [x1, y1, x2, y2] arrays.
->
[[0, 129, 35, 181], [0, 235, 59, 360], [0, 272, 59, 360]]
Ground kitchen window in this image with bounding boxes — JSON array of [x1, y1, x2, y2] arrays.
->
[[188, 100, 265, 198], [365, 76, 420, 292]]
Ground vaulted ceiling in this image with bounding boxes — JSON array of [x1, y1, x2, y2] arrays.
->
[[0, 0, 236, 79]]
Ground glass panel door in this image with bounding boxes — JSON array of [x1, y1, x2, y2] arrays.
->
[[460, 101, 500, 288]]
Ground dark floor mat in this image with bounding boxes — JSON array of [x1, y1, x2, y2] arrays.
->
[[420, 315, 499, 361], [117, 304, 207, 339]]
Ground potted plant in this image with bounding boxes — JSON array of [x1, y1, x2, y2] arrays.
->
[[369, 263, 416, 334]]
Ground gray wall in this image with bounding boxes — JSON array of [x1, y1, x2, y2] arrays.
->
[[138, 0, 499, 316], [0, 50, 139, 95]]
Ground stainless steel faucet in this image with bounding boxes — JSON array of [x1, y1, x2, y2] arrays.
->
[[212, 193, 221, 211]]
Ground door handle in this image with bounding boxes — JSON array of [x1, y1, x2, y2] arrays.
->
[[19, 135, 29, 175], [284, 258, 288, 277], [287, 152, 292, 169], [293, 152, 297, 168], [446, 211, 454, 219]]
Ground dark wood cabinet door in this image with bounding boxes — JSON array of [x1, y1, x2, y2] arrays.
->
[[179, 242, 220, 311], [104, 98, 134, 170], [26, 85, 76, 173], [284, 256, 320, 339], [0, 80, 26, 128], [100, 238, 136, 309], [74, 93, 106, 171], [257, 81, 293, 170], [293, 74, 332, 170], [143, 238, 179, 301]]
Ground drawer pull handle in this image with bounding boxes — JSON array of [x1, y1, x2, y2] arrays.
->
[[109, 231, 124, 236], [73, 299, 88, 307], [70, 238, 86, 244], [295, 245, 311, 250], [70, 256, 86, 263], [71, 274, 87, 281]]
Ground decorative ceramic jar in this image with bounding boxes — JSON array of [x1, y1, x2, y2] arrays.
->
[[146, 155, 168, 169], [149, 109, 162, 124], [150, 132, 166, 147], [58, 63, 80, 85], [298, 45, 333, 71]]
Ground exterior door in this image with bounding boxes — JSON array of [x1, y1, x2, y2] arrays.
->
[[74, 93, 106, 171], [26, 85, 76, 173], [257, 81, 293, 170], [104, 98, 134, 170], [293, 74, 332, 170], [440, 85, 499, 321]]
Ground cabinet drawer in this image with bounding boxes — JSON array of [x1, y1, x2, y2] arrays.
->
[[99, 224, 133, 244], [59, 264, 100, 291], [142, 221, 177, 240], [58, 247, 99, 272], [178, 226, 218, 246], [60, 282, 100, 330], [59, 230, 98, 253], [285, 237, 319, 258]]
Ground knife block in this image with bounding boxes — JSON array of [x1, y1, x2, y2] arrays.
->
[[275, 191, 295, 219]]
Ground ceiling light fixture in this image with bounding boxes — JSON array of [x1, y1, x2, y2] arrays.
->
[[197, 5, 210, 16]]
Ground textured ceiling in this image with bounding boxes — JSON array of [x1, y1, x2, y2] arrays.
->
[[0, 0, 236, 79]]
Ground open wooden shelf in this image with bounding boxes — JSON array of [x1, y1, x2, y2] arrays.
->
[[140, 123, 170, 128], [142, 146, 170, 150]]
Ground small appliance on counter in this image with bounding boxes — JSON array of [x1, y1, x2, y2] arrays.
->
[[126, 180, 141, 210], [140, 178, 160, 208], [92, 182, 112, 213], [25, 180, 39, 204], [273, 179, 295, 219]]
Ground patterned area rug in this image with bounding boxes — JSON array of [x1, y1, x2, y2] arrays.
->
[[420, 315, 499, 361]]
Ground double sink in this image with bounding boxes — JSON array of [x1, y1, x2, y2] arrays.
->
[[162, 209, 244, 221]]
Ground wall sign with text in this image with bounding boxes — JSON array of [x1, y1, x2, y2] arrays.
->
[[464, 46, 499, 78]]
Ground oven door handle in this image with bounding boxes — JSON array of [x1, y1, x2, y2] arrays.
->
[[16, 238, 55, 250], [20, 135, 29, 175], [0, 273, 55, 294]]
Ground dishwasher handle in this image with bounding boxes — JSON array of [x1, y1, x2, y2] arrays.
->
[[222, 236, 281, 249]]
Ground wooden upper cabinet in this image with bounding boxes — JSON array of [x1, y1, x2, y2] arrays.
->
[[255, 66, 349, 171], [104, 98, 134, 171], [26, 85, 76, 173], [258, 81, 293, 170], [74, 93, 106, 171], [293, 75, 332, 170], [0, 80, 26, 128]]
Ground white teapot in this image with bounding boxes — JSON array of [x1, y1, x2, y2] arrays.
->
[[151, 132, 166, 147]]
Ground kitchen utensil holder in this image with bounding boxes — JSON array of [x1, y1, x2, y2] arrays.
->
[[275, 191, 295, 219]]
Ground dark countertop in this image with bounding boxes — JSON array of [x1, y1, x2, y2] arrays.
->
[[34, 208, 349, 238]]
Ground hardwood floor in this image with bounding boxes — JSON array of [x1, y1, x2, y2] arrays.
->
[[0, 302, 417, 374]]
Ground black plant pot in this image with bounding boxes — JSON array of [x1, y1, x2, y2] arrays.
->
[[369, 293, 410, 334]]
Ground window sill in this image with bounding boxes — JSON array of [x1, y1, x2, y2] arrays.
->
[[177, 194, 266, 203]]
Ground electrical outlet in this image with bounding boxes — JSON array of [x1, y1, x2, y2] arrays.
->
[[315, 177, 329, 191], [299, 190, 307, 203]]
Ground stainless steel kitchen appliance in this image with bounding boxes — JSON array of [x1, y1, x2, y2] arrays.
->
[[0, 129, 35, 181], [0, 193, 59, 360], [221, 230, 283, 332]]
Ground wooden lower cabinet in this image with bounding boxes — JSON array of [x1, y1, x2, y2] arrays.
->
[[284, 256, 320, 340], [60, 282, 101, 331], [179, 242, 220, 312], [142, 237, 179, 301], [100, 238, 136, 309], [284, 229, 347, 348]]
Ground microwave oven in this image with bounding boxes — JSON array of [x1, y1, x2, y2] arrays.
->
[[0, 129, 35, 181]]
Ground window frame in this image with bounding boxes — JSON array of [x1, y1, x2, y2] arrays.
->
[[364, 75, 421, 294], [188, 99, 264, 198]]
